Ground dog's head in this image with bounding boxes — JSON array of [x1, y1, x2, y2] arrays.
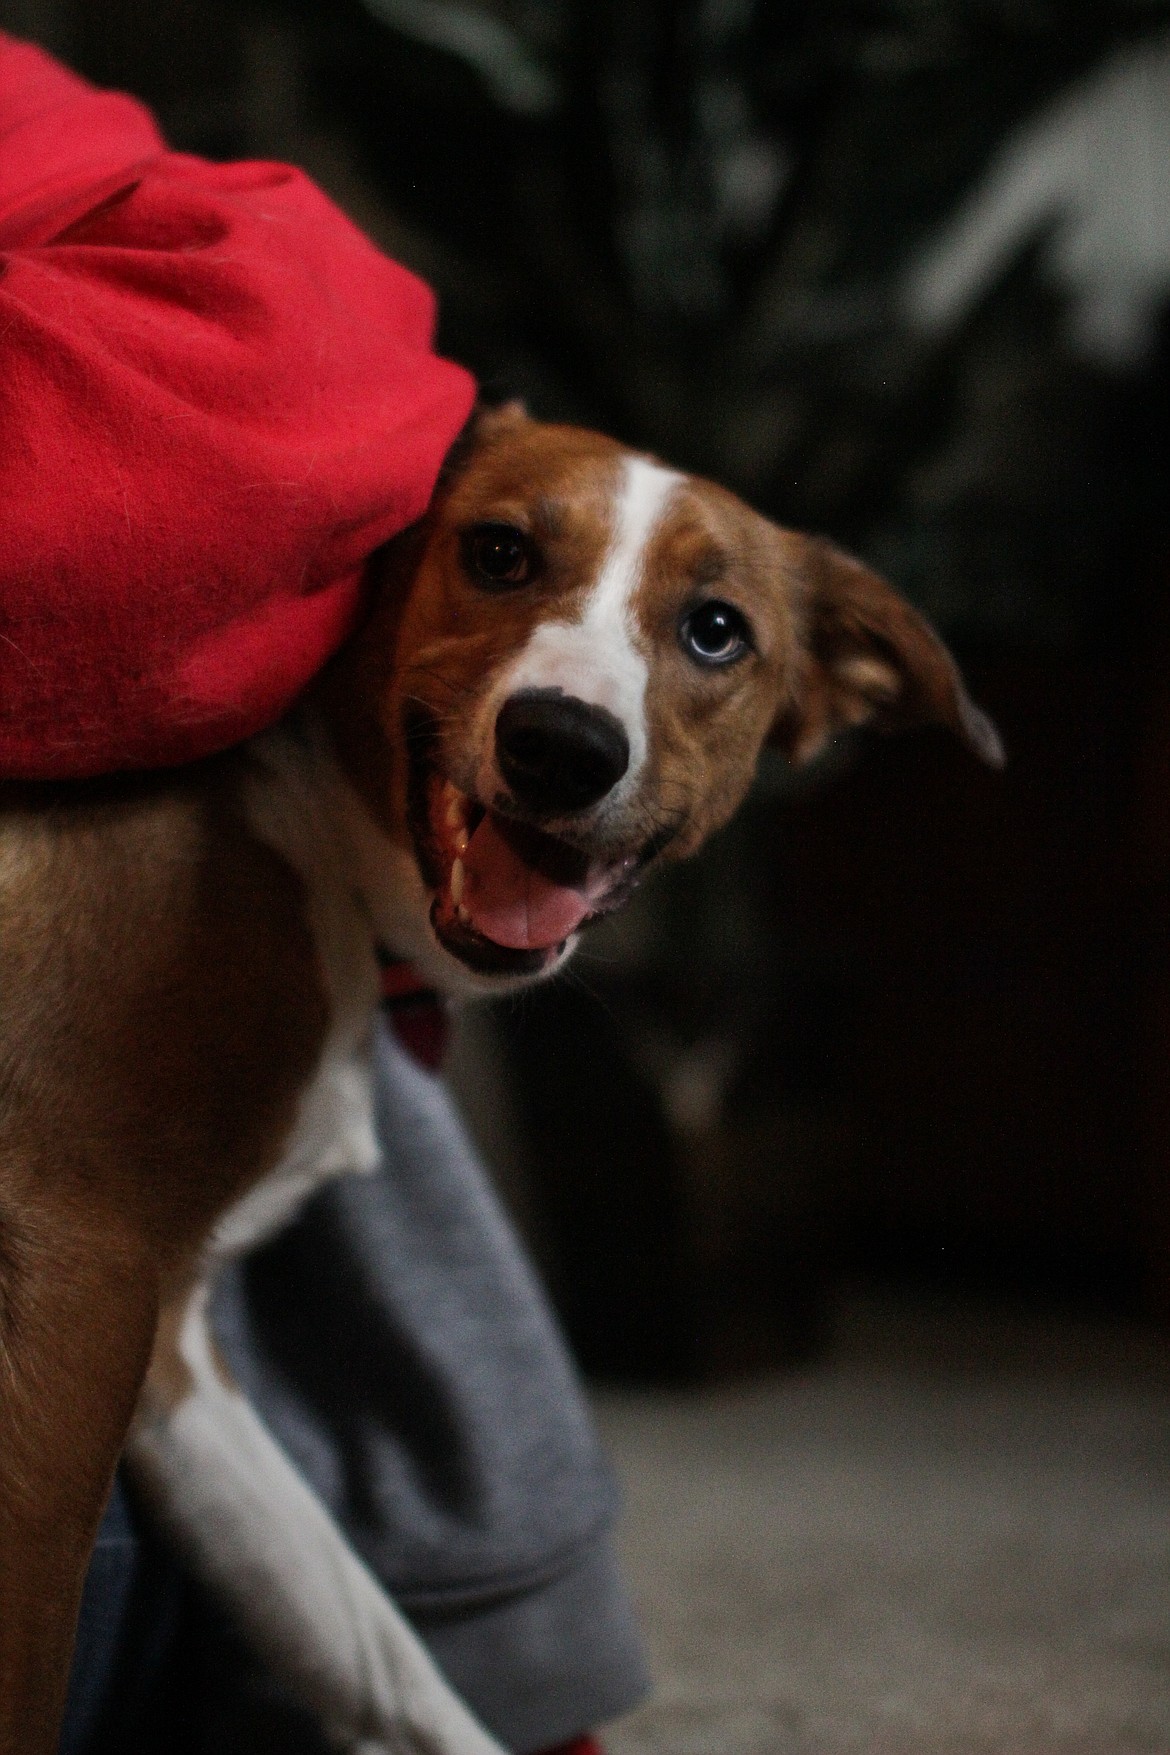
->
[[322, 404, 1002, 994]]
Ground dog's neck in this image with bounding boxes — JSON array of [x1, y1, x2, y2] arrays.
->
[[239, 710, 498, 1008]]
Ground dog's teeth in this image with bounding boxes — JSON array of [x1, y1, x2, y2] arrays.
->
[[456, 902, 471, 926], [450, 857, 465, 905], [444, 786, 470, 852]]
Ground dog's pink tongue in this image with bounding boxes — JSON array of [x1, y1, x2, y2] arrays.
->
[[461, 814, 594, 950]]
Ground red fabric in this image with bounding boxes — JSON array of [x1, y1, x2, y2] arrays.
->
[[0, 36, 475, 779], [377, 953, 451, 1070], [385, 998, 451, 1073], [531, 1740, 603, 1755]]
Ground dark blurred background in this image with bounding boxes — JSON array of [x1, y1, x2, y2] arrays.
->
[[8, 0, 1170, 1382]]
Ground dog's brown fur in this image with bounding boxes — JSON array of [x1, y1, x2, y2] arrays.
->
[[0, 769, 331, 1745]]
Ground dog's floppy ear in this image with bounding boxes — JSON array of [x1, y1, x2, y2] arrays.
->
[[772, 537, 1004, 768], [439, 399, 531, 486], [474, 398, 529, 436]]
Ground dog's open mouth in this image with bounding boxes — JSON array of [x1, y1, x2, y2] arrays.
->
[[421, 773, 637, 977]]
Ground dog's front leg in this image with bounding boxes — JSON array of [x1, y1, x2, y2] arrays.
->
[[0, 1183, 160, 1755], [126, 1284, 508, 1755]]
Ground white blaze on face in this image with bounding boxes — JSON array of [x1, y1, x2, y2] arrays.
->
[[480, 454, 683, 804]]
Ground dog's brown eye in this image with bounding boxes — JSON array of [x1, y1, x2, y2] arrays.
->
[[465, 523, 533, 588], [681, 600, 751, 666]]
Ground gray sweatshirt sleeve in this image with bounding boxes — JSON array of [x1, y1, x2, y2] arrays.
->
[[210, 1020, 650, 1751]]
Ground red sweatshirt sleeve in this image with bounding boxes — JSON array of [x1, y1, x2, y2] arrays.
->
[[0, 35, 476, 778]]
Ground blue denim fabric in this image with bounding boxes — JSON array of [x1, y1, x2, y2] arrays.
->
[[59, 1476, 186, 1754]]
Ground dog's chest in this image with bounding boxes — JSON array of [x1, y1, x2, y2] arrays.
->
[[211, 1035, 380, 1257], [210, 729, 383, 1260]]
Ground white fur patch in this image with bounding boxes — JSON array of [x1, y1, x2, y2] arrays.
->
[[476, 454, 683, 807], [127, 1290, 507, 1755], [211, 1047, 380, 1255], [215, 727, 382, 1259]]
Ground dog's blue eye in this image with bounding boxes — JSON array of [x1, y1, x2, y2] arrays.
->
[[465, 523, 533, 588], [681, 601, 751, 666]]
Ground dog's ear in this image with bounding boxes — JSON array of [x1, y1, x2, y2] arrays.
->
[[439, 399, 531, 485], [475, 398, 529, 437], [772, 537, 1004, 768]]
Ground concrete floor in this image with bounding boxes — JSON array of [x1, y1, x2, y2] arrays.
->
[[595, 1292, 1170, 1755]]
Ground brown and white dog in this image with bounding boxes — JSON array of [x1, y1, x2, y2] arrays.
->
[[0, 403, 1000, 1755]]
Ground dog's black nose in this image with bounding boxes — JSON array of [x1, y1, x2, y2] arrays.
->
[[496, 689, 630, 815]]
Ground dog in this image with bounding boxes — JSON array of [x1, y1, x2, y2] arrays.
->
[[0, 400, 1001, 1754]]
